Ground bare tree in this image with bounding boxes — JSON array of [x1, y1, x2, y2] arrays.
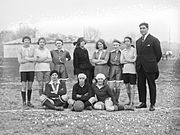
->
[[83, 27, 100, 41]]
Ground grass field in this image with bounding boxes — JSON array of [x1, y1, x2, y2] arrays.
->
[[0, 58, 179, 135]]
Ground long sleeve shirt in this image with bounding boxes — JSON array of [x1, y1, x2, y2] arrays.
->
[[51, 49, 71, 65], [72, 83, 94, 101], [18, 46, 35, 72], [92, 50, 109, 65], [91, 84, 117, 105], [121, 47, 137, 74], [34, 47, 52, 71], [108, 50, 121, 66], [43, 80, 67, 99]]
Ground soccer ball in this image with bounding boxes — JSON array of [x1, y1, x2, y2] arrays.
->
[[73, 100, 85, 112]]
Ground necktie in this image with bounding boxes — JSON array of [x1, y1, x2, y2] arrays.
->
[[142, 35, 145, 42]]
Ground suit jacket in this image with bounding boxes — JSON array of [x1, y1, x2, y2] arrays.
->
[[136, 34, 162, 73]]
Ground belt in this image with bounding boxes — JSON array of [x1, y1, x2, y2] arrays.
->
[[111, 64, 120, 66], [55, 63, 65, 65]]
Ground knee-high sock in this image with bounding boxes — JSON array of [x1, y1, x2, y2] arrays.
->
[[127, 92, 130, 102], [39, 89, 43, 96], [21, 91, 26, 103], [27, 89, 32, 102], [116, 89, 120, 102], [130, 86, 135, 105], [43, 100, 55, 109]]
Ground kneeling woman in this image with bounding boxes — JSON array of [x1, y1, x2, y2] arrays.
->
[[40, 70, 69, 111], [68, 73, 96, 110], [91, 73, 119, 111]]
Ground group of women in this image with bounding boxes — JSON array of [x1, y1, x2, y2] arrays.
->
[[18, 36, 136, 111]]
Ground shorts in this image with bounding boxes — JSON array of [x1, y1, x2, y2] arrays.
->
[[109, 65, 122, 81], [20, 72, 35, 82], [123, 73, 136, 85], [36, 71, 50, 82], [53, 64, 68, 79]]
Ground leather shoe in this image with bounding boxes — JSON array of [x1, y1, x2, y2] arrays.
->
[[55, 106, 64, 111], [136, 103, 147, 108], [85, 106, 93, 110], [149, 105, 155, 111]]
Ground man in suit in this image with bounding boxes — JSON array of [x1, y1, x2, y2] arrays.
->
[[136, 22, 162, 111]]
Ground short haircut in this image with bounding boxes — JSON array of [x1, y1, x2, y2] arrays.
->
[[37, 37, 46, 45], [96, 39, 107, 49], [113, 39, 121, 45], [22, 36, 31, 43], [50, 70, 59, 76], [139, 22, 149, 29], [55, 39, 63, 44], [124, 36, 132, 43]]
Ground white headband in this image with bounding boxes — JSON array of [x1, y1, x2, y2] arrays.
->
[[95, 73, 106, 80], [78, 73, 87, 79]]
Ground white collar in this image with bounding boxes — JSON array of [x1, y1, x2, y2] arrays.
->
[[110, 49, 121, 53], [79, 83, 85, 87], [22, 46, 31, 50], [57, 49, 64, 52], [143, 33, 149, 40], [96, 49, 106, 53], [49, 79, 61, 94], [49, 79, 61, 85], [124, 46, 132, 50], [96, 84, 104, 89]]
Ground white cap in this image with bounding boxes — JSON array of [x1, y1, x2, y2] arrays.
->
[[78, 73, 87, 79], [95, 73, 106, 80]]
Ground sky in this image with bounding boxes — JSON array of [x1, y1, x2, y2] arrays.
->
[[0, 0, 180, 42]]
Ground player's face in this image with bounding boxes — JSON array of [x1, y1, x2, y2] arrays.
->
[[124, 38, 131, 47], [39, 39, 46, 48], [56, 41, 63, 49], [140, 25, 148, 36], [97, 78, 104, 85], [80, 41, 86, 48], [113, 42, 120, 50], [23, 39, 30, 46], [97, 42, 104, 50], [79, 77, 85, 84], [51, 73, 58, 81]]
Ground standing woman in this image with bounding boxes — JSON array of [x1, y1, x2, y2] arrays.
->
[[51, 39, 71, 79], [34, 37, 52, 97], [18, 36, 35, 107], [121, 36, 137, 108], [92, 39, 109, 78], [73, 37, 93, 84]]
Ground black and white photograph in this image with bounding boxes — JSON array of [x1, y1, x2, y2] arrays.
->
[[0, 0, 180, 134]]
